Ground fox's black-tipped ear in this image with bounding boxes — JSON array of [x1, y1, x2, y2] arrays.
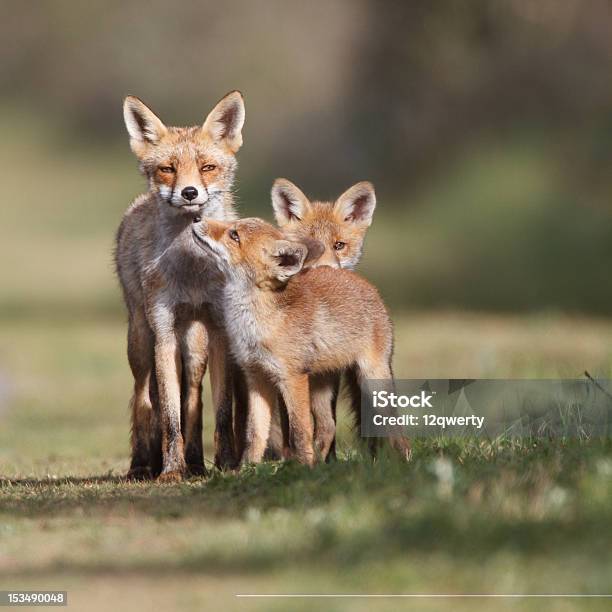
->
[[271, 179, 311, 226], [123, 96, 167, 155], [202, 90, 245, 153], [270, 240, 308, 283], [334, 181, 377, 226], [302, 238, 325, 268]]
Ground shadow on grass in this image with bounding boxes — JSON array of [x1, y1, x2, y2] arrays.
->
[[0, 459, 367, 519], [1, 509, 610, 580], [1, 439, 610, 520]]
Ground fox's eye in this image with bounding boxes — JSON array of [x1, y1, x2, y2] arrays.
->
[[159, 166, 175, 174], [201, 164, 216, 172], [333, 241, 346, 251], [229, 229, 240, 243]]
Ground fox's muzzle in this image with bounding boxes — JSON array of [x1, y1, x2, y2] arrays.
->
[[181, 186, 199, 202], [203, 218, 231, 241], [191, 219, 230, 263]]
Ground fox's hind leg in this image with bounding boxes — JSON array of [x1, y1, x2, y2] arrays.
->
[[232, 362, 249, 464], [279, 374, 315, 466], [127, 308, 157, 479], [327, 376, 340, 462], [262, 399, 285, 461], [179, 320, 208, 476], [352, 357, 411, 461], [345, 365, 373, 456], [311, 373, 339, 462]]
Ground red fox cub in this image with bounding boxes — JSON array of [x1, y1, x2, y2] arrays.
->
[[270, 179, 377, 459], [271, 178, 376, 271], [115, 91, 245, 481], [191, 217, 410, 465]]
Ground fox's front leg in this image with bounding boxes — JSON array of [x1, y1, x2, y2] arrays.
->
[[151, 310, 186, 481], [208, 329, 236, 470], [242, 373, 276, 464], [179, 319, 208, 476], [232, 362, 249, 463], [126, 308, 158, 479], [280, 374, 314, 466]]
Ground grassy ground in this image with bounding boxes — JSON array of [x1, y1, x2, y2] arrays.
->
[[1, 314, 612, 611]]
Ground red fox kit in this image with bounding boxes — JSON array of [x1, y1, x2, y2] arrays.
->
[[270, 179, 377, 459], [271, 178, 376, 270], [115, 91, 245, 481], [191, 217, 410, 465]]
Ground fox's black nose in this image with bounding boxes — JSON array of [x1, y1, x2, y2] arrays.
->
[[181, 186, 198, 202]]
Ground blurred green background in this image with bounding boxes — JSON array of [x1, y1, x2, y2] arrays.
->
[[1, 0, 612, 318]]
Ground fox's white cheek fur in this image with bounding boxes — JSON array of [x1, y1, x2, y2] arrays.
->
[[341, 248, 362, 271], [215, 243, 231, 264], [201, 185, 230, 218], [158, 184, 172, 201], [203, 237, 231, 266]]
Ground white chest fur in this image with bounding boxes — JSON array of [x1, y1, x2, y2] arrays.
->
[[223, 281, 281, 379]]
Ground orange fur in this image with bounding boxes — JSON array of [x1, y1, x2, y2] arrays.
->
[[191, 217, 410, 465], [269, 179, 378, 460], [271, 178, 376, 271]]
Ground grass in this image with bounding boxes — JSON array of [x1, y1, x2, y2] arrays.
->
[[1, 316, 612, 611]]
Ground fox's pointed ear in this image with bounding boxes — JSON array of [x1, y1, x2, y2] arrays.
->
[[123, 96, 167, 155], [202, 90, 245, 153], [334, 181, 377, 227], [271, 179, 311, 226], [270, 240, 308, 283]]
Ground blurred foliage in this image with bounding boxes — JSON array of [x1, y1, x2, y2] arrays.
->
[[1, 0, 612, 314]]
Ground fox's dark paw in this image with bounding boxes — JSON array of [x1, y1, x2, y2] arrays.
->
[[263, 447, 282, 461], [186, 463, 207, 477], [126, 466, 153, 481], [214, 452, 238, 471]]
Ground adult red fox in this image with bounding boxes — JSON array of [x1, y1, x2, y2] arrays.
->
[[115, 91, 245, 480]]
